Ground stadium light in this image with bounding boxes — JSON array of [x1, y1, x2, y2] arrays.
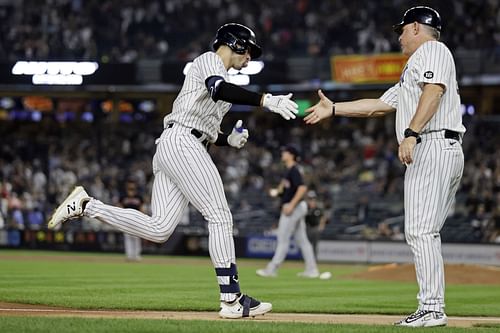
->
[[11, 61, 99, 85], [228, 74, 250, 86], [182, 60, 264, 86]]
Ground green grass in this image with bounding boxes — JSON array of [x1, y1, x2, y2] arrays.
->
[[1, 317, 499, 333], [0, 250, 499, 333]]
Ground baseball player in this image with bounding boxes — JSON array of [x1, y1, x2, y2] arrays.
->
[[304, 7, 464, 327], [256, 144, 319, 278], [48, 23, 299, 319]]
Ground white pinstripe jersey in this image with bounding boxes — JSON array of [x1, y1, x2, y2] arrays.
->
[[380, 41, 466, 143], [163, 52, 231, 142]]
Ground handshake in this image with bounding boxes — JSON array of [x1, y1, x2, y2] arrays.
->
[[262, 93, 298, 120]]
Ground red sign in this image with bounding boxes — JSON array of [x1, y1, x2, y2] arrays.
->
[[332, 54, 408, 83]]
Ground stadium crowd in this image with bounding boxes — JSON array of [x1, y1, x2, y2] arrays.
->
[[0, 0, 497, 62], [1, 111, 499, 243], [0, 0, 498, 244]]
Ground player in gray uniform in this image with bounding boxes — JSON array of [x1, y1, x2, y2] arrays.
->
[[256, 144, 319, 278], [48, 23, 299, 319], [304, 7, 464, 327]]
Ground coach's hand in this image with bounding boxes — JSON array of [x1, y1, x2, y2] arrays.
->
[[304, 90, 334, 124], [262, 93, 298, 120], [228, 120, 249, 149], [398, 137, 417, 165]]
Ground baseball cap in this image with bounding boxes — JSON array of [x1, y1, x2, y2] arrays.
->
[[281, 144, 301, 159]]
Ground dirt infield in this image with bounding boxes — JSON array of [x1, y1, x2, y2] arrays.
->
[[349, 263, 500, 285], [1, 302, 500, 327]]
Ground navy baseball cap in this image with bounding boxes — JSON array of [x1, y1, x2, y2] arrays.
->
[[393, 6, 442, 35], [281, 144, 301, 159]]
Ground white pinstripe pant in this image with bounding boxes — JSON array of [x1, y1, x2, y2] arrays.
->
[[404, 133, 464, 312], [85, 124, 236, 301]]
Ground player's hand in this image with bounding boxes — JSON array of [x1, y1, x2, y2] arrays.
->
[[398, 137, 417, 165], [304, 89, 334, 124], [262, 93, 298, 120], [227, 120, 249, 149], [282, 203, 294, 216]]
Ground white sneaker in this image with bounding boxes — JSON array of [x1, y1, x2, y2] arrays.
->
[[256, 268, 277, 278], [48, 186, 90, 229], [219, 294, 272, 319], [297, 270, 320, 278], [395, 310, 448, 327]]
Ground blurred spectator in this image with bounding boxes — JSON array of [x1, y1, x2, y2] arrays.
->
[[356, 194, 371, 225], [304, 190, 328, 257], [27, 206, 44, 230], [0, 0, 497, 62], [0, 109, 499, 244]]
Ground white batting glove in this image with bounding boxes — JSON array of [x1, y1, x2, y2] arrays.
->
[[227, 120, 249, 149], [262, 93, 298, 120]]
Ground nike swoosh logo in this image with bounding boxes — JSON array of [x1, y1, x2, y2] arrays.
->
[[450, 142, 457, 146]]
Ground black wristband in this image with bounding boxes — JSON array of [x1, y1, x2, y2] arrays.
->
[[332, 103, 336, 116], [404, 128, 419, 139], [214, 133, 230, 146]]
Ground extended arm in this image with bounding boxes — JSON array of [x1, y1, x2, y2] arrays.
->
[[206, 76, 262, 105], [304, 89, 395, 124], [206, 76, 298, 120]]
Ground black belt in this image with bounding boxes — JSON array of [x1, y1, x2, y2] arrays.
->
[[416, 130, 460, 144], [166, 123, 210, 149], [444, 130, 461, 141]]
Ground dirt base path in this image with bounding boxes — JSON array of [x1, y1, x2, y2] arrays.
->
[[1, 302, 499, 328]]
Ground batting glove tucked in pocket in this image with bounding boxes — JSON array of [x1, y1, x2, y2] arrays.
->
[[262, 93, 298, 120], [228, 120, 249, 149]]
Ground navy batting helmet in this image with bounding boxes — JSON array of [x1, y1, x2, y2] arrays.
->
[[212, 23, 262, 59], [393, 6, 441, 34]]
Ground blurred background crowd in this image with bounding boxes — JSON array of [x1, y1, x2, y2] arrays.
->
[[0, 0, 498, 62], [1, 111, 499, 243], [0, 0, 499, 245]]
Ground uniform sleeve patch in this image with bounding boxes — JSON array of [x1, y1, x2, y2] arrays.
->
[[424, 71, 434, 79]]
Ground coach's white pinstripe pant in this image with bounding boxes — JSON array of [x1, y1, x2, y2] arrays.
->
[[404, 133, 464, 312], [84, 124, 237, 301]]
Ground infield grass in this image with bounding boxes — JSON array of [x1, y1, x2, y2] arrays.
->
[[1, 317, 499, 333], [0, 250, 499, 333]]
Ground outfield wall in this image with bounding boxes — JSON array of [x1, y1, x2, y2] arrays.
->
[[316, 240, 500, 266]]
